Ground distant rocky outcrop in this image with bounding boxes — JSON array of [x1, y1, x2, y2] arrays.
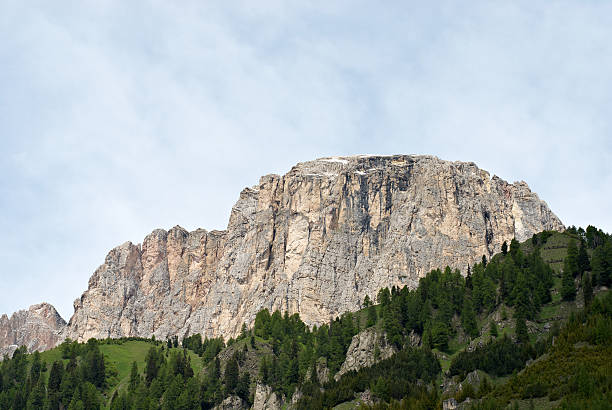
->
[[0, 303, 66, 357], [335, 327, 396, 380], [0, 155, 564, 355]]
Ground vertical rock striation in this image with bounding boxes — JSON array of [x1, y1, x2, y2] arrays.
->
[[62, 155, 563, 342]]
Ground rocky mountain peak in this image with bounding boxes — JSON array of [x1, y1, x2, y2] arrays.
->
[[0, 303, 66, 357], [1, 155, 564, 353]]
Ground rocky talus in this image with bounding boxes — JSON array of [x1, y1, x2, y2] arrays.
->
[[1, 155, 564, 352], [0, 303, 66, 357]]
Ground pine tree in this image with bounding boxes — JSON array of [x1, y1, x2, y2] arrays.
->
[[577, 241, 590, 274], [510, 238, 520, 257], [515, 316, 529, 344], [366, 305, 377, 327], [465, 265, 472, 290], [224, 357, 239, 393], [501, 241, 508, 255], [566, 239, 579, 277], [600, 240, 612, 286], [236, 372, 251, 403], [561, 260, 577, 301], [48, 360, 64, 396], [431, 320, 449, 351], [128, 361, 140, 393], [461, 294, 479, 338]]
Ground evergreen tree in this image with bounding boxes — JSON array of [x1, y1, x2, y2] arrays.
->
[[377, 288, 391, 306], [236, 372, 251, 403], [128, 361, 140, 393], [145, 347, 162, 385], [577, 240, 590, 274], [461, 294, 479, 339], [259, 357, 269, 384], [224, 357, 239, 393], [212, 357, 221, 379], [26, 382, 45, 410], [599, 240, 612, 286], [176, 378, 200, 410], [510, 238, 520, 257], [512, 271, 534, 320], [431, 320, 449, 351], [515, 316, 529, 344], [502, 241, 508, 255], [366, 305, 377, 327], [162, 375, 182, 410], [566, 239, 580, 277], [363, 295, 372, 308], [561, 261, 577, 301], [47, 360, 64, 406]]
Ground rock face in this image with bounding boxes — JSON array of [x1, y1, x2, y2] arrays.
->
[[252, 384, 282, 410], [0, 303, 66, 357], [336, 327, 396, 380], [214, 396, 246, 410], [62, 155, 563, 342]]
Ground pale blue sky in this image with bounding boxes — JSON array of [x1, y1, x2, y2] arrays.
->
[[1, 1, 611, 320]]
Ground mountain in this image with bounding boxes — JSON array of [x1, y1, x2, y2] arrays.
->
[[0, 303, 66, 358], [60, 155, 563, 343]]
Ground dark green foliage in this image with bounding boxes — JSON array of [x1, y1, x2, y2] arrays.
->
[[502, 241, 508, 255], [515, 316, 529, 344], [565, 239, 580, 277], [477, 292, 612, 408], [144, 347, 164, 385], [296, 348, 440, 409], [562, 263, 577, 301], [583, 272, 594, 307], [449, 334, 531, 378], [0, 341, 106, 410], [236, 371, 251, 403], [366, 305, 377, 327], [489, 320, 498, 338], [224, 357, 239, 393], [128, 361, 139, 393], [1, 227, 609, 409], [509, 238, 520, 257], [578, 240, 590, 273]]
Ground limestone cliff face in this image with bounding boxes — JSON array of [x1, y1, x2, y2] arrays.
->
[[0, 303, 66, 357], [64, 155, 563, 342]]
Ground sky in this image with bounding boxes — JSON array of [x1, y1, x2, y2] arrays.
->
[[1, 1, 611, 321]]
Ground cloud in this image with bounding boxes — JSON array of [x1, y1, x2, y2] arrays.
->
[[0, 1, 611, 319]]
